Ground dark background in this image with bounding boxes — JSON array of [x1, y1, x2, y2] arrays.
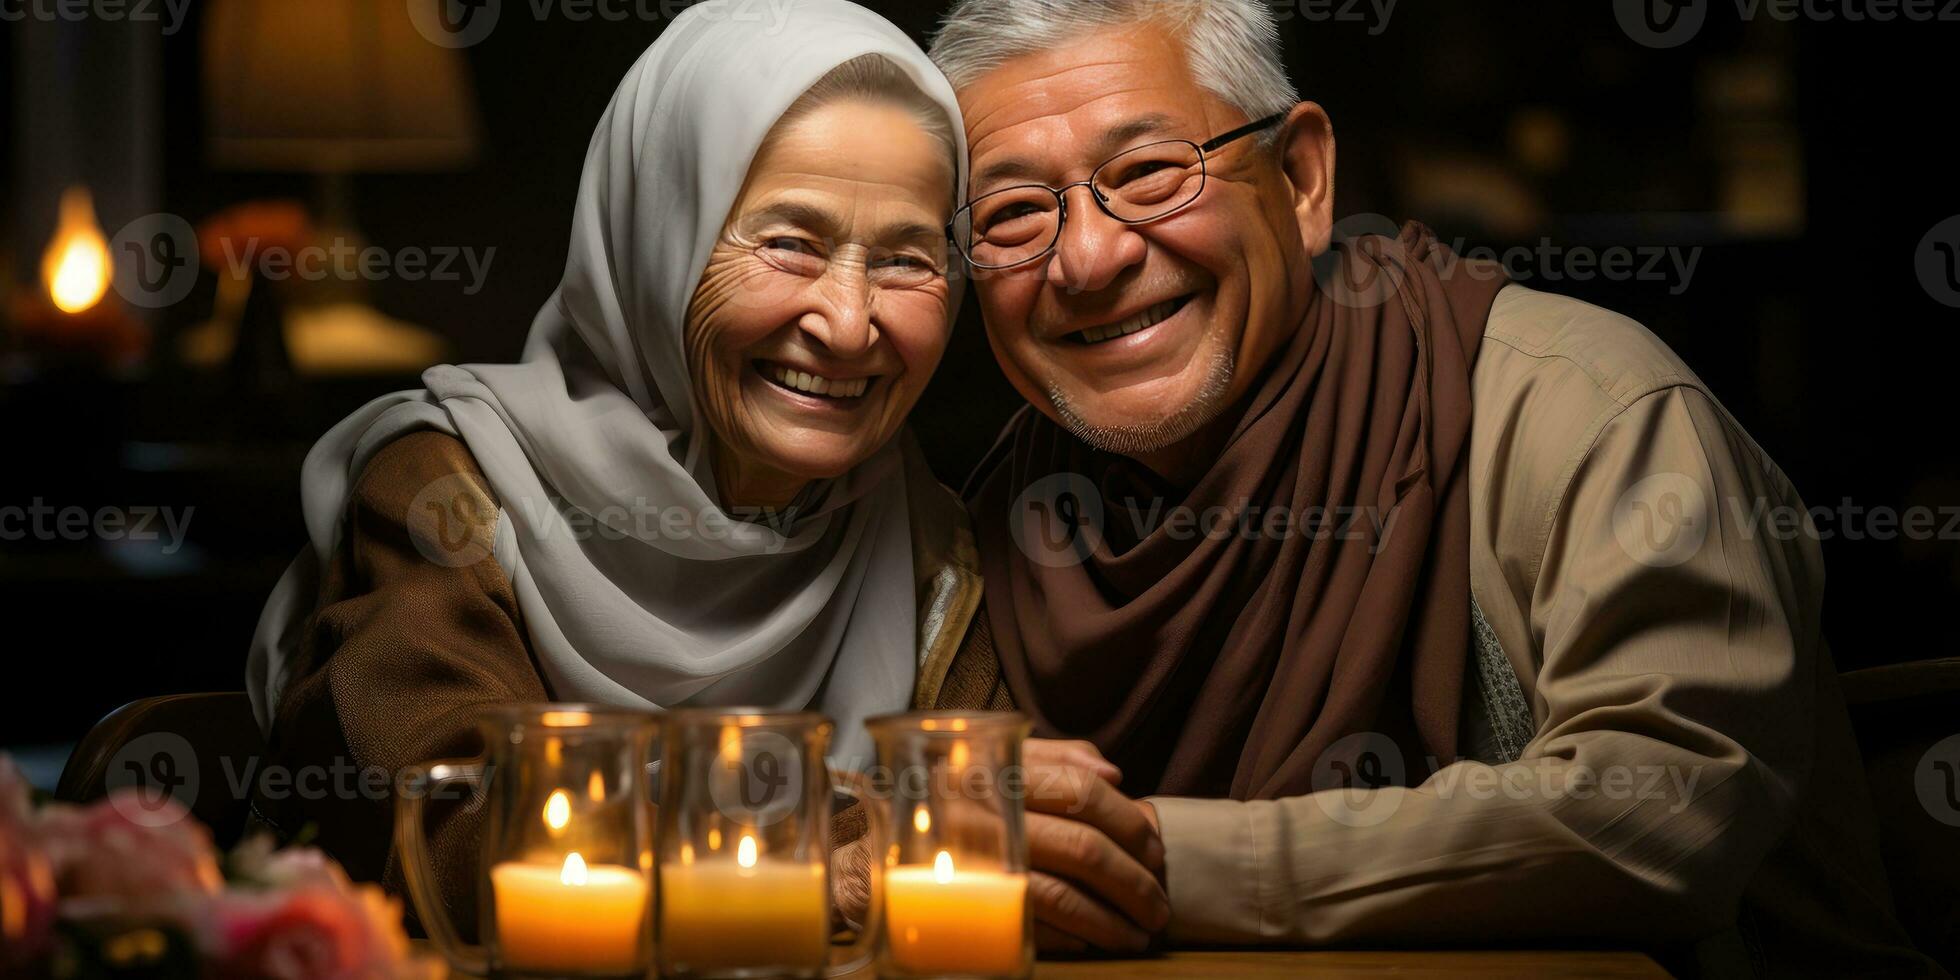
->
[[3, 1, 1956, 754]]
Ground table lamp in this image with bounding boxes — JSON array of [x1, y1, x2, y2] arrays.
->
[[196, 0, 480, 375]]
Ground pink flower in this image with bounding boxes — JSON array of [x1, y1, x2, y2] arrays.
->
[[0, 756, 434, 978], [213, 888, 369, 979], [211, 843, 437, 980], [33, 791, 223, 922], [0, 821, 59, 967]]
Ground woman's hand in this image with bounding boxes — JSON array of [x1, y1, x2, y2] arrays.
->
[[1020, 739, 1170, 954], [830, 832, 873, 929]]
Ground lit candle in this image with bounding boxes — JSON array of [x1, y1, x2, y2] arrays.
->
[[490, 851, 647, 975], [42, 187, 111, 315], [884, 851, 1027, 976], [658, 834, 830, 973], [12, 185, 145, 365]]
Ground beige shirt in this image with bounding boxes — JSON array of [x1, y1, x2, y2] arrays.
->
[[1145, 285, 1936, 977]]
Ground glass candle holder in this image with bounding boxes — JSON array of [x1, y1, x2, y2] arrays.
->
[[395, 704, 657, 979], [656, 709, 881, 979], [865, 712, 1033, 980]]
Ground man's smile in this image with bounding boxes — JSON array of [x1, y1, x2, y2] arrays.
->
[[1068, 294, 1193, 345]]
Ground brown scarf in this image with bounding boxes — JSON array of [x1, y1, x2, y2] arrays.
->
[[965, 223, 1506, 799]]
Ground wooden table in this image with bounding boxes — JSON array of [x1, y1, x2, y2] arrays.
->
[[425, 946, 1668, 977], [1017, 950, 1668, 977]]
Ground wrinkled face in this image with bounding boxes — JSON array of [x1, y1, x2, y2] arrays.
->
[[957, 23, 1313, 454], [687, 99, 954, 499]]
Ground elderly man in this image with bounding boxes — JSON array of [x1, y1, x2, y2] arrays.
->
[[917, 1, 1939, 976]]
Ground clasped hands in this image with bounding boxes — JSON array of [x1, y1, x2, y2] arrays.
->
[[830, 737, 1169, 953], [1020, 738, 1169, 954]]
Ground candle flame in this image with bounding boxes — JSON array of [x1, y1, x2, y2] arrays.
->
[[42, 187, 111, 314], [913, 805, 931, 834], [933, 850, 954, 884], [544, 790, 571, 832], [560, 851, 589, 886], [737, 834, 758, 869]]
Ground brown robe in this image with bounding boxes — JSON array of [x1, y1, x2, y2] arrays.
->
[[924, 286, 1942, 979]]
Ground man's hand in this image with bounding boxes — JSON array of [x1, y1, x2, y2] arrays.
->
[[1021, 738, 1170, 954]]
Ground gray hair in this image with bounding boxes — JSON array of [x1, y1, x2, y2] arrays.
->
[[928, 0, 1298, 141], [777, 53, 957, 164]]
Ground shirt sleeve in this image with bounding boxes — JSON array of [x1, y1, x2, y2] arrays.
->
[[1148, 385, 1816, 947], [254, 430, 548, 935]]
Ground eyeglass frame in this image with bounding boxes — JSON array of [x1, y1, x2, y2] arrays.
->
[[947, 111, 1290, 271]]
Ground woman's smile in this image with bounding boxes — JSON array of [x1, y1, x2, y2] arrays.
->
[[750, 358, 883, 414], [754, 359, 878, 401]]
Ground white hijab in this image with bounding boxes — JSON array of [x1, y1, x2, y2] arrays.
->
[[246, 0, 966, 764]]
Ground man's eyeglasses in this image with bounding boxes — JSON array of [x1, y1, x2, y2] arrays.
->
[[948, 112, 1288, 271]]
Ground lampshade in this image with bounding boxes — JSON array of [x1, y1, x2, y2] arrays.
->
[[203, 0, 480, 173]]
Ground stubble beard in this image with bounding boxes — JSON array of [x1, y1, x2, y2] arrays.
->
[[1044, 345, 1237, 457]]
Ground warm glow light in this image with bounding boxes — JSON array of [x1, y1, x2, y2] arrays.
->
[[913, 805, 932, 834], [949, 740, 970, 768], [544, 790, 571, 832], [932, 850, 954, 884], [708, 827, 722, 851], [736, 834, 758, 869], [42, 187, 111, 314], [560, 851, 589, 887], [587, 770, 605, 802]]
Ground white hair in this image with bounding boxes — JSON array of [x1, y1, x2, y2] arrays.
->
[[928, 0, 1298, 142]]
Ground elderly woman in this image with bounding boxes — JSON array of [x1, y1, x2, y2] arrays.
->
[[241, 0, 981, 924]]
